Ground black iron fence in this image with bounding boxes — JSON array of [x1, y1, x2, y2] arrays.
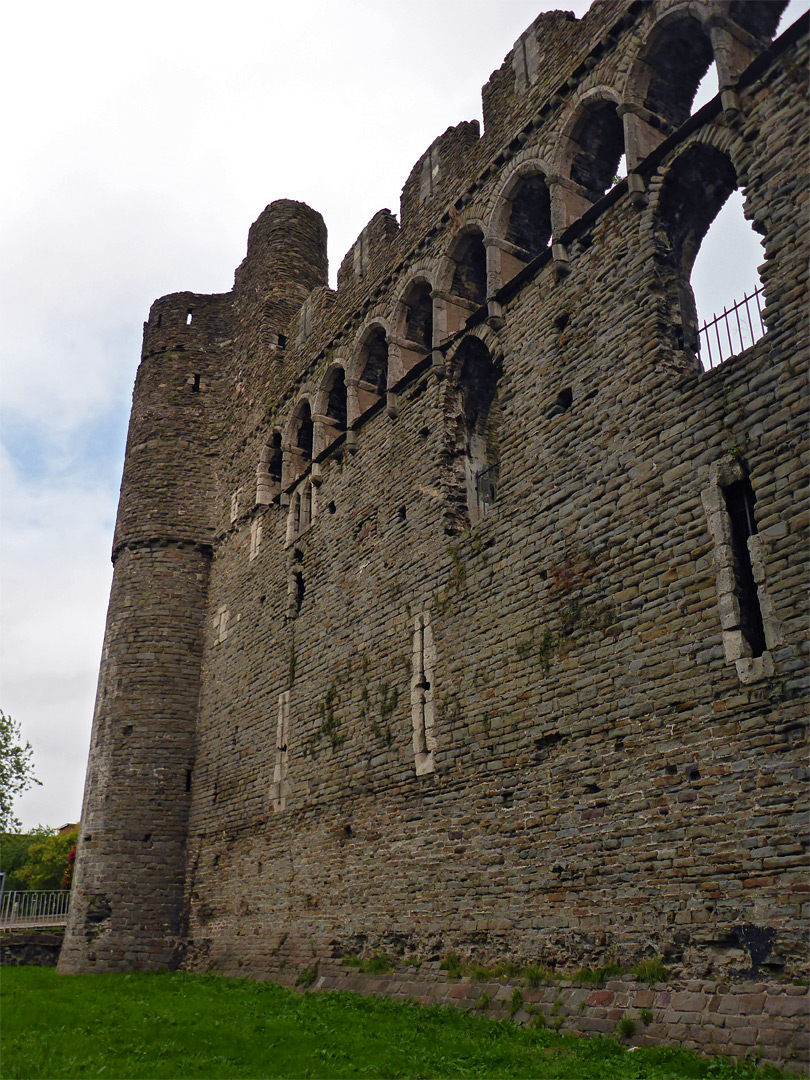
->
[[698, 286, 765, 369]]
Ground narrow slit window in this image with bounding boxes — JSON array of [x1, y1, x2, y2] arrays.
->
[[186, 310, 193, 325], [723, 478, 766, 658]]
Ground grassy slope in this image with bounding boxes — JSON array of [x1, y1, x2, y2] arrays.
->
[[0, 967, 784, 1080]]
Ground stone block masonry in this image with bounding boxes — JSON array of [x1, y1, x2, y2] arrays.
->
[[60, 0, 808, 1068]]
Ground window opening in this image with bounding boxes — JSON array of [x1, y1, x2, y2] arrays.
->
[[296, 402, 314, 459], [326, 368, 347, 430], [269, 431, 283, 483], [658, 144, 763, 362], [643, 18, 714, 129], [404, 283, 433, 350], [723, 478, 766, 658], [506, 175, 551, 260], [359, 328, 389, 402], [451, 232, 487, 305], [186, 310, 193, 325], [192, 373, 201, 393], [729, 0, 788, 40], [457, 338, 501, 523], [570, 101, 625, 201], [692, 65, 719, 113], [411, 613, 436, 775], [692, 190, 766, 368], [272, 691, 291, 811]]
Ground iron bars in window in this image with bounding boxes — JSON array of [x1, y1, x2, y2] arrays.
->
[[698, 286, 765, 369]]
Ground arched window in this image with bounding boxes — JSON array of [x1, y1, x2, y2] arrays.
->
[[569, 100, 625, 202], [642, 16, 714, 130], [295, 401, 313, 459], [658, 143, 764, 367], [690, 190, 766, 368], [284, 400, 314, 488], [358, 327, 389, 406], [403, 281, 433, 351], [506, 174, 552, 260], [325, 367, 347, 431], [451, 231, 487, 306], [256, 429, 283, 505], [728, 0, 788, 41], [456, 338, 501, 524]]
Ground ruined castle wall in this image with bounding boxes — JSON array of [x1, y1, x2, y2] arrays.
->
[[179, 15, 808, 990], [64, 1, 807, 1037]]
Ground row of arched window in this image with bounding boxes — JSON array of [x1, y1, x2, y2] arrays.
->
[[256, 1, 786, 529]]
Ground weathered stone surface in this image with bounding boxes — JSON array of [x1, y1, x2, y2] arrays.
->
[[60, 0, 808, 1068]]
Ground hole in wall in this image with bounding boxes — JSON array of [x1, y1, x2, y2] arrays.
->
[[156, 313, 162, 328], [123, 725, 133, 735], [143, 833, 152, 842], [328, 501, 336, 514], [687, 767, 700, 782], [398, 505, 407, 521], [277, 334, 287, 348], [666, 764, 678, 775], [546, 388, 573, 418], [192, 374, 201, 393], [554, 312, 570, 332], [186, 310, 193, 325], [185, 770, 192, 792], [259, 594, 266, 604]]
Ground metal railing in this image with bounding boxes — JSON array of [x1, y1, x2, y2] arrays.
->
[[0, 890, 70, 929], [475, 461, 500, 515], [698, 286, 765, 369]]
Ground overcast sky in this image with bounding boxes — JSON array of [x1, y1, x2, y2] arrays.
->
[[1, 0, 804, 830]]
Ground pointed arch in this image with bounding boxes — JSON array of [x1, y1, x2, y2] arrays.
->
[[654, 137, 766, 367], [446, 331, 504, 526], [283, 397, 315, 487], [256, 428, 283, 505], [628, 8, 715, 132], [449, 229, 488, 305]]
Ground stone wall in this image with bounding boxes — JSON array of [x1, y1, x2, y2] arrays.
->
[[265, 963, 808, 1073], [62, 0, 808, 1061]]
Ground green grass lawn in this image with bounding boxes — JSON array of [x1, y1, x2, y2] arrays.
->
[[0, 966, 784, 1080]]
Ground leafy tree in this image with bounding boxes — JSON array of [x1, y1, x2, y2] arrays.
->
[[0, 827, 78, 892], [20, 828, 79, 891], [0, 830, 35, 891], [0, 710, 40, 832]]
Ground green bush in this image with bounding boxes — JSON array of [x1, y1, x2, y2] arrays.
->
[[439, 951, 462, 978], [364, 953, 392, 974], [631, 956, 670, 984], [0, 826, 78, 891], [618, 1016, 636, 1038], [573, 963, 624, 984]]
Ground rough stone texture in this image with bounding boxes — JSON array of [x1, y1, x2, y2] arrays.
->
[[1, 930, 64, 967], [235, 962, 808, 1074], [60, 0, 808, 1067]]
